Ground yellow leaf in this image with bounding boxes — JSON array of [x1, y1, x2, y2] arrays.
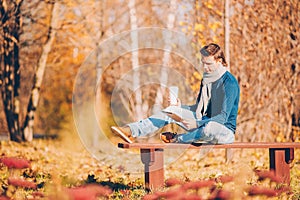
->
[[196, 53, 202, 60], [209, 23, 220, 32], [179, 21, 185, 26], [216, 10, 223, 17], [194, 23, 204, 32], [206, 2, 213, 9]]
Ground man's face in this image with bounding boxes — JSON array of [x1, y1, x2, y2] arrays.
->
[[200, 56, 219, 73]]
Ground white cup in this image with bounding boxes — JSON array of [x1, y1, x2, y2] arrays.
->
[[169, 86, 178, 105]]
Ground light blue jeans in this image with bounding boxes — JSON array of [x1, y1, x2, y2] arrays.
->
[[127, 109, 235, 144]]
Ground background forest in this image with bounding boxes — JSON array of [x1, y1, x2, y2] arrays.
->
[[1, 0, 299, 143]]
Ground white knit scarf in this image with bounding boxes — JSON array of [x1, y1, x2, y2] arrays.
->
[[196, 66, 227, 119]]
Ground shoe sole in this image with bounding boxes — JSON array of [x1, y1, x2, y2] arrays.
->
[[160, 133, 170, 143], [111, 126, 133, 144]]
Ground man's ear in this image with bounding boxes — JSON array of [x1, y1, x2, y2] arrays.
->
[[215, 58, 221, 63], [217, 59, 223, 67]]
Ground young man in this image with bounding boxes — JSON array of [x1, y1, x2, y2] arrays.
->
[[111, 43, 240, 144]]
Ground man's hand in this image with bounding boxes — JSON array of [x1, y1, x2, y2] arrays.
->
[[182, 119, 197, 130], [166, 113, 182, 122]]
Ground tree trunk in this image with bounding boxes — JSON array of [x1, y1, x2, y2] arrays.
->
[[128, 0, 143, 120], [224, 0, 230, 70], [93, 0, 105, 148], [0, 0, 23, 142], [153, 0, 177, 113], [22, 2, 61, 141]]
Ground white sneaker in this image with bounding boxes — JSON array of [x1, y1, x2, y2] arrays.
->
[[111, 126, 133, 143]]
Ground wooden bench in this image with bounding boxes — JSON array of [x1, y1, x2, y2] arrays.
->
[[118, 142, 300, 190]]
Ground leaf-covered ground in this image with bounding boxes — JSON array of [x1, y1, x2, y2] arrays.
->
[[0, 138, 299, 200]]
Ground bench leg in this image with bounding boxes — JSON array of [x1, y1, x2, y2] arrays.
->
[[269, 148, 294, 184], [225, 148, 233, 163], [140, 148, 164, 190]]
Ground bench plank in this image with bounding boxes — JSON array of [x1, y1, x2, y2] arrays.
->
[[118, 142, 300, 149]]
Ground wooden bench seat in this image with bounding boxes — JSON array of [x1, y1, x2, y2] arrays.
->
[[118, 142, 300, 190]]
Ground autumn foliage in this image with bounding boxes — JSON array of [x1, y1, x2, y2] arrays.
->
[[7, 178, 37, 189], [64, 184, 113, 200], [0, 0, 298, 143], [254, 169, 283, 183], [0, 157, 30, 169]]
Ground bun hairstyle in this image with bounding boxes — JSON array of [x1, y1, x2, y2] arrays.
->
[[200, 43, 228, 67]]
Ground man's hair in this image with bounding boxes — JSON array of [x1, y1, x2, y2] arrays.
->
[[200, 43, 227, 67]]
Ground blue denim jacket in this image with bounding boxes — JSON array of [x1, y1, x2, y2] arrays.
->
[[183, 71, 240, 133]]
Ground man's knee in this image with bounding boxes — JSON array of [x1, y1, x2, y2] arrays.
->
[[203, 121, 219, 135], [202, 121, 234, 144]]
